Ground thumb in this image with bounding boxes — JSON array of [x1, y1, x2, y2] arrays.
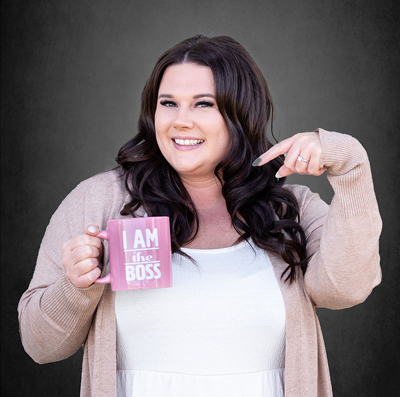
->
[[86, 222, 100, 236], [275, 165, 294, 179]]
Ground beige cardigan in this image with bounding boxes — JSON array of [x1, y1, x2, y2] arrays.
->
[[18, 129, 382, 397]]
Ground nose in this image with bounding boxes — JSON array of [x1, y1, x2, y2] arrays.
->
[[173, 106, 195, 130]]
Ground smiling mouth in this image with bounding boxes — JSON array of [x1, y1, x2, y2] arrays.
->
[[173, 139, 204, 146]]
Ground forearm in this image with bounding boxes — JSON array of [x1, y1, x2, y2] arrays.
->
[[303, 129, 382, 309], [18, 272, 104, 364]]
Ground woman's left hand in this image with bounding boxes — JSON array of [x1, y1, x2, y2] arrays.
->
[[252, 131, 327, 178]]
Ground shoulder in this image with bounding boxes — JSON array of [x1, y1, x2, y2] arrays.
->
[[39, 169, 129, 261], [73, 168, 125, 195], [52, 168, 128, 231], [64, 168, 127, 206]]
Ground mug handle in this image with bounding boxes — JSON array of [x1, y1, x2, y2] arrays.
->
[[94, 230, 111, 284]]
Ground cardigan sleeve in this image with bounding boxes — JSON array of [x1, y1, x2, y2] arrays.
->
[[292, 129, 382, 310], [18, 170, 125, 364]]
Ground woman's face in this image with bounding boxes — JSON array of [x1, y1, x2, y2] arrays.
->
[[155, 63, 231, 182]]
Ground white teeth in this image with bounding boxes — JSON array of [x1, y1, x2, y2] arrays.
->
[[174, 139, 204, 146]]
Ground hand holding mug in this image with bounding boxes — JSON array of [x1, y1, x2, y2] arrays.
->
[[62, 223, 104, 289], [253, 131, 327, 178], [94, 217, 172, 291]]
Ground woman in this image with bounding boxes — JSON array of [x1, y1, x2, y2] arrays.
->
[[18, 35, 382, 397]]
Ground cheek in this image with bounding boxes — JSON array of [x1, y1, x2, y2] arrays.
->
[[154, 111, 171, 137], [217, 119, 231, 146], [155, 131, 167, 157], [154, 114, 165, 145], [154, 110, 161, 134], [219, 126, 232, 159]]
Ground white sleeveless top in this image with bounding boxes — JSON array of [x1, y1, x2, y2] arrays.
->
[[115, 240, 286, 397]]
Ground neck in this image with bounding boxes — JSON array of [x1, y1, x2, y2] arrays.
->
[[179, 174, 240, 249], [180, 175, 224, 210]]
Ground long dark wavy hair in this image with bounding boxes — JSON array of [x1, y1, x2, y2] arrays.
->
[[116, 35, 308, 282]]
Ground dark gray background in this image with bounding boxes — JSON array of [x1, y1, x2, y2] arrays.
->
[[1, 0, 399, 396]]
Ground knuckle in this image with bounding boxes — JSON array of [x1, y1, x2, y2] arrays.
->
[[283, 159, 292, 169], [86, 268, 99, 285], [93, 246, 101, 258], [88, 257, 99, 269], [88, 235, 101, 248], [84, 245, 94, 256], [85, 273, 94, 285], [82, 235, 92, 245], [79, 245, 94, 258], [73, 278, 84, 288]]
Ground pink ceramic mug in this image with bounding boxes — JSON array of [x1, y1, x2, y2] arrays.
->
[[95, 217, 172, 291]]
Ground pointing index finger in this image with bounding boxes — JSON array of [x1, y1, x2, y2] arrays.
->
[[252, 136, 295, 167]]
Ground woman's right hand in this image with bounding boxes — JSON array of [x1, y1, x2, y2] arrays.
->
[[62, 223, 104, 288]]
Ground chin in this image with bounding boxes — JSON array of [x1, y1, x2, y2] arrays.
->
[[170, 161, 200, 175]]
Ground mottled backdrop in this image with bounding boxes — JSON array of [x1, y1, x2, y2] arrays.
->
[[1, 0, 399, 396]]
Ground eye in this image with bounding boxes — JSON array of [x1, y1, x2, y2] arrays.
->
[[195, 101, 214, 108], [160, 100, 177, 107]]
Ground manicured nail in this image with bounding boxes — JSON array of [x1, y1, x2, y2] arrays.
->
[[275, 171, 282, 179], [88, 226, 97, 234], [252, 157, 262, 167]]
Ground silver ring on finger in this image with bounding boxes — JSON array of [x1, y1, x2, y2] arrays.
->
[[297, 155, 309, 163]]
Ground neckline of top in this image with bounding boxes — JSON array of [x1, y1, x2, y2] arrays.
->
[[180, 239, 252, 255]]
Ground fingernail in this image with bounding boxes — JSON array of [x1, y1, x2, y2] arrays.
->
[[275, 171, 282, 179], [252, 157, 262, 167], [88, 226, 97, 234]]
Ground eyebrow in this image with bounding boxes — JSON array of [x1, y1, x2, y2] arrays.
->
[[157, 93, 216, 99]]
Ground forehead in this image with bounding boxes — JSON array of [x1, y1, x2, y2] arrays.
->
[[159, 63, 215, 95]]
